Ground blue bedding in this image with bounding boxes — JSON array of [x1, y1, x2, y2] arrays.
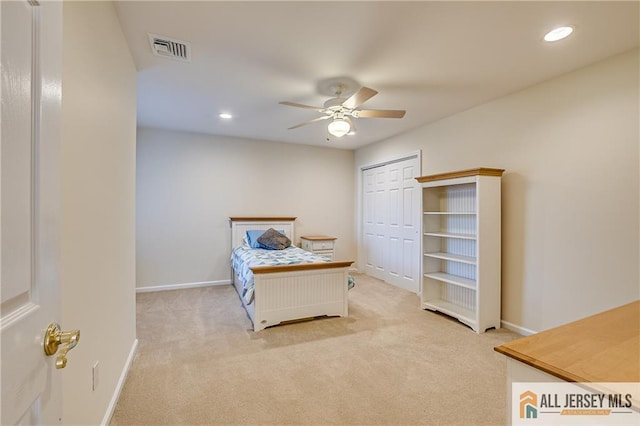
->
[[231, 245, 354, 305]]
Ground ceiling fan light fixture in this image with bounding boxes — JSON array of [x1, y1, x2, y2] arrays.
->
[[327, 118, 351, 137]]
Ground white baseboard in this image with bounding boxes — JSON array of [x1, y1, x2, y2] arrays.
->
[[136, 279, 231, 293], [501, 320, 537, 336], [101, 338, 138, 426]]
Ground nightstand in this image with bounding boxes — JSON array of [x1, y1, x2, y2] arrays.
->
[[300, 235, 336, 260]]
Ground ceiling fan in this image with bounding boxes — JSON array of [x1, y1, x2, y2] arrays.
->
[[280, 84, 406, 138]]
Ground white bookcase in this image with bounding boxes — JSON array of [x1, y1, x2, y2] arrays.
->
[[416, 168, 504, 333]]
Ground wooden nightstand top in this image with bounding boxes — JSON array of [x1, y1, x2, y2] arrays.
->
[[300, 235, 337, 241]]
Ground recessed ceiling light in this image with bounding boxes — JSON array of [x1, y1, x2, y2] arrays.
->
[[544, 26, 574, 42], [219, 113, 233, 119]]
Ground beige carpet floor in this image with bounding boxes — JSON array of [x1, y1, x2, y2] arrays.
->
[[111, 273, 520, 425]]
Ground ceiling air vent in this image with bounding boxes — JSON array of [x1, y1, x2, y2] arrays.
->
[[148, 33, 191, 62]]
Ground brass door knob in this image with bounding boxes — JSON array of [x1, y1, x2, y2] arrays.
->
[[43, 322, 80, 369]]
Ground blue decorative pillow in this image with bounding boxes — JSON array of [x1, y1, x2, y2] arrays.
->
[[257, 228, 291, 250], [245, 230, 266, 248]]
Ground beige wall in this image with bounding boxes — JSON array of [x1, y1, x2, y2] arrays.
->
[[136, 127, 356, 289], [356, 49, 640, 333], [61, 2, 137, 424]]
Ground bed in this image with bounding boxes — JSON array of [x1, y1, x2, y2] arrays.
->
[[230, 217, 354, 331]]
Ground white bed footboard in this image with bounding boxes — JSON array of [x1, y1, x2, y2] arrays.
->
[[251, 264, 350, 331], [230, 217, 353, 331]]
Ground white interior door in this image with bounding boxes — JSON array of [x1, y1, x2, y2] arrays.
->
[[1, 1, 64, 424], [362, 167, 386, 281], [361, 154, 421, 293], [386, 160, 420, 292]]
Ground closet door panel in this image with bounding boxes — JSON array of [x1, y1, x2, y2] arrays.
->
[[360, 155, 421, 293], [362, 169, 378, 277]]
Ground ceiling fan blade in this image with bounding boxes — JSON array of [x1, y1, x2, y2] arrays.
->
[[288, 115, 331, 130], [342, 86, 378, 109], [279, 101, 325, 112], [356, 109, 406, 118]]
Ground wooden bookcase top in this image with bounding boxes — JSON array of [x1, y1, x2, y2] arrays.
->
[[416, 168, 505, 183]]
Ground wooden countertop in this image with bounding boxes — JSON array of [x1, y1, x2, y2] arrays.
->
[[495, 300, 640, 383]]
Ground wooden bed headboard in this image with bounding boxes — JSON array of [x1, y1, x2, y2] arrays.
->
[[229, 217, 296, 249]]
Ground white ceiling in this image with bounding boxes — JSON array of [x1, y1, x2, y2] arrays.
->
[[115, 1, 639, 150]]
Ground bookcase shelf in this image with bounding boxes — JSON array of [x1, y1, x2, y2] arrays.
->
[[422, 299, 475, 327], [424, 272, 477, 289], [424, 212, 476, 215], [424, 252, 476, 265], [423, 232, 476, 240], [416, 168, 504, 333]]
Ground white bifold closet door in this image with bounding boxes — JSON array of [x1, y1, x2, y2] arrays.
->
[[362, 155, 420, 293]]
